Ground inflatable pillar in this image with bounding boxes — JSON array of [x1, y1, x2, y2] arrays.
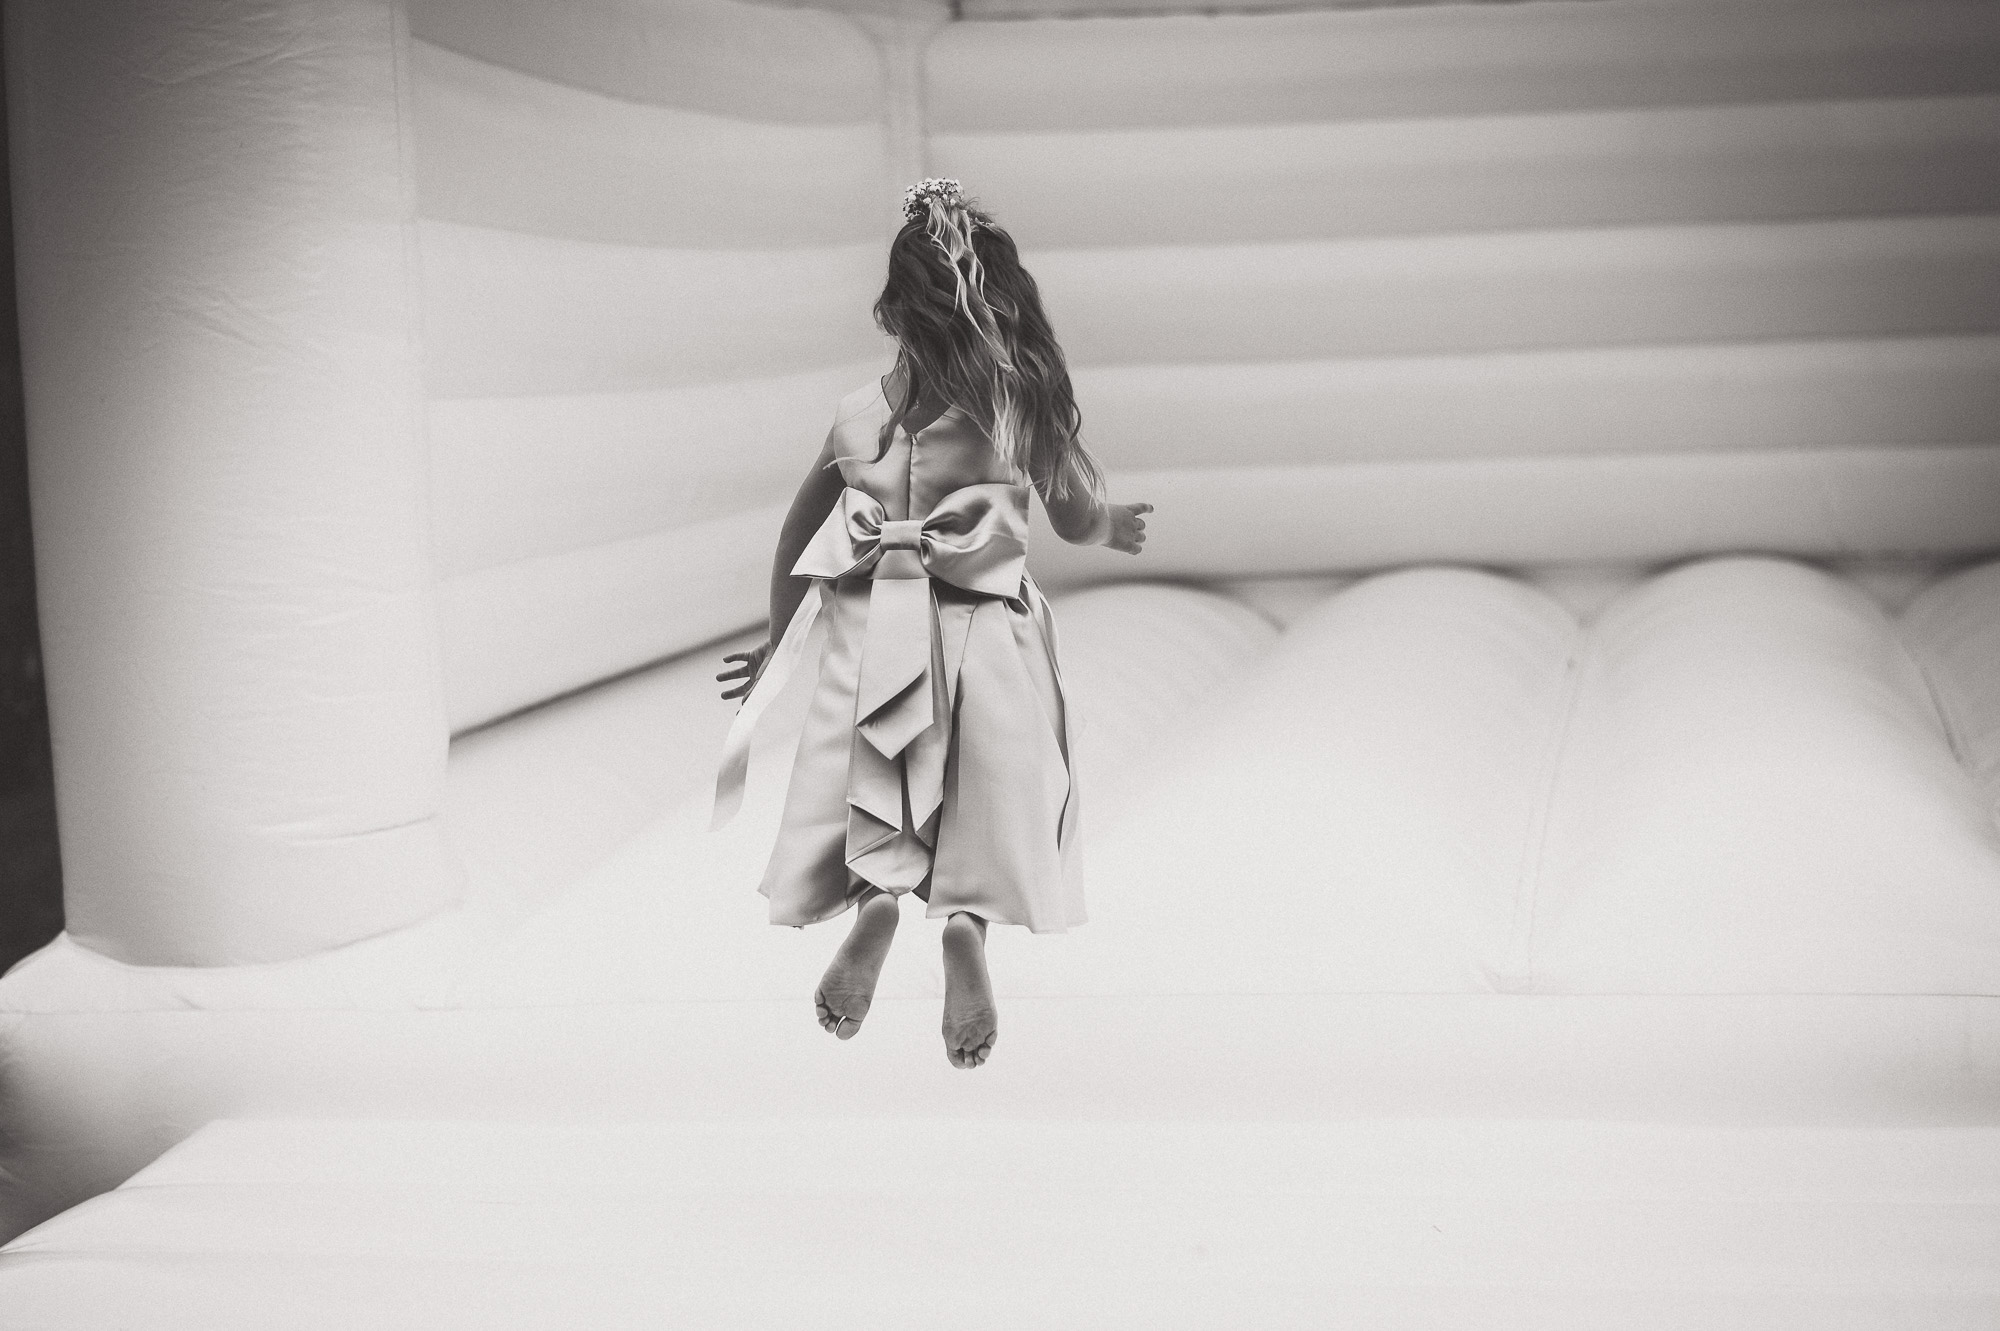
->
[[5, 0, 459, 965], [856, 7, 951, 219]]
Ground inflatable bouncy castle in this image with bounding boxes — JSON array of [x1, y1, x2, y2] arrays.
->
[[2, 0, 1998, 1322]]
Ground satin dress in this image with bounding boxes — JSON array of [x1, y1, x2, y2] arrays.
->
[[712, 380, 1086, 933]]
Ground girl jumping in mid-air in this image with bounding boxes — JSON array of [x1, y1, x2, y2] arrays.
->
[[712, 179, 1151, 1069]]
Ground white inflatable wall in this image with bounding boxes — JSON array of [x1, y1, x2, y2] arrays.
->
[[412, 0, 2000, 738], [931, 4, 2000, 586], [411, 0, 898, 731], [6, 0, 459, 966], [7, 0, 905, 964]]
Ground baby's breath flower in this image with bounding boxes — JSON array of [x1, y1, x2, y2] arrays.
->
[[902, 177, 966, 221]]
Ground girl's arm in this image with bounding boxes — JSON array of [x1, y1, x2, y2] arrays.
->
[[1040, 454, 1151, 555], [718, 436, 845, 700]]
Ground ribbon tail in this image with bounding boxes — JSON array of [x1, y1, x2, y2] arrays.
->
[[854, 577, 936, 759], [1023, 577, 1079, 848], [710, 589, 824, 831], [906, 597, 973, 839]]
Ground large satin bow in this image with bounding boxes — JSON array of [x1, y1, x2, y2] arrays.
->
[[710, 483, 1029, 831], [793, 484, 1028, 761], [795, 484, 1029, 597]]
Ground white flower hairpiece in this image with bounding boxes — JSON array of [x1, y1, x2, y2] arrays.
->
[[902, 177, 966, 221]]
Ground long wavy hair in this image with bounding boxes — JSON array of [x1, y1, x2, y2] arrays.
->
[[872, 192, 1104, 502]]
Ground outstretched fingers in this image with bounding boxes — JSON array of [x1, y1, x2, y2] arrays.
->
[[717, 648, 768, 700], [1110, 500, 1152, 555]]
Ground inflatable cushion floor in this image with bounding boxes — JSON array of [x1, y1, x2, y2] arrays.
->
[[2, 559, 1997, 1243], [4, 1116, 1998, 1329]]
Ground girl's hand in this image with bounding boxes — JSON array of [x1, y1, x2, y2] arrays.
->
[[717, 642, 772, 701], [1105, 501, 1152, 555]]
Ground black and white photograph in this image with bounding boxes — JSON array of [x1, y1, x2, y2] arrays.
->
[[0, 0, 1997, 1324]]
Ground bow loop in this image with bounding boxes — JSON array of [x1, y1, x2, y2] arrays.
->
[[792, 484, 1029, 598]]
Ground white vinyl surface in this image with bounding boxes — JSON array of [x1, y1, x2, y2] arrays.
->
[[4, 1116, 1997, 1329]]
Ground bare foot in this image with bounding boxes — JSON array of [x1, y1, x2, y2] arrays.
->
[[814, 889, 900, 1039], [941, 912, 997, 1068]]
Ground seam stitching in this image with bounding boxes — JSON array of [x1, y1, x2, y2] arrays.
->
[[1895, 621, 1972, 772], [1499, 619, 1591, 994]]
